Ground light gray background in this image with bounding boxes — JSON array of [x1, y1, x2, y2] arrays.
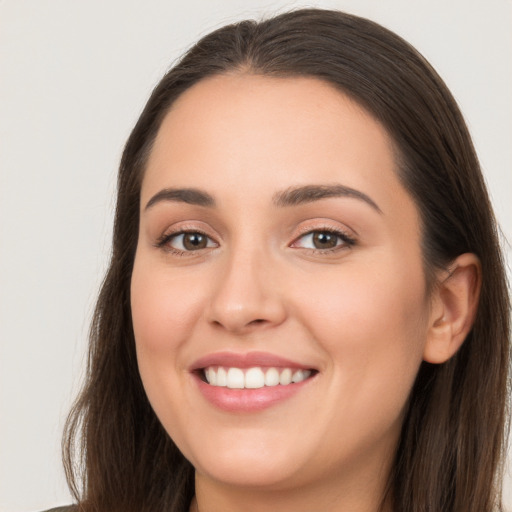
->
[[1, 1, 511, 511]]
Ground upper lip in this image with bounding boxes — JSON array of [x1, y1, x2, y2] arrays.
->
[[190, 351, 316, 371]]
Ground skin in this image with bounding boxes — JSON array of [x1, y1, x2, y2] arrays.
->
[[130, 74, 479, 512]]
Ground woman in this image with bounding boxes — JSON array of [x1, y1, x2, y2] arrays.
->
[[57, 8, 509, 512]]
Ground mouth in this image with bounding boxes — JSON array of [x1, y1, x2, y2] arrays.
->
[[190, 352, 318, 411], [199, 365, 316, 389]]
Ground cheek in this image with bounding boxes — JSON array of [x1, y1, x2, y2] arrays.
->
[[296, 258, 427, 339], [130, 257, 208, 422], [130, 260, 206, 355], [130, 257, 208, 447], [291, 257, 428, 405]]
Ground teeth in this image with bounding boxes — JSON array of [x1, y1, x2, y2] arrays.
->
[[217, 366, 227, 386], [279, 368, 292, 385], [292, 369, 309, 383], [264, 367, 280, 386], [203, 366, 312, 388], [206, 367, 217, 386], [245, 367, 265, 389], [226, 368, 244, 389]]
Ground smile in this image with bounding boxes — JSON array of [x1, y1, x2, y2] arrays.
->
[[203, 366, 312, 389], [191, 352, 318, 412]]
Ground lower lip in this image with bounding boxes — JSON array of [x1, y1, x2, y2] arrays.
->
[[193, 374, 314, 412]]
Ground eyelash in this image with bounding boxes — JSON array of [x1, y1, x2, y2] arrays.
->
[[155, 227, 356, 257], [155, 229, 216, 256], [291, 227, 356, 253]]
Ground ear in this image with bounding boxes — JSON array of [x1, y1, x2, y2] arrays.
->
[[423, 253, 481, 364]]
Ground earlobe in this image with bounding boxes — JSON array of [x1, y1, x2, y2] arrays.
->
[[423, 253, 481, 364]]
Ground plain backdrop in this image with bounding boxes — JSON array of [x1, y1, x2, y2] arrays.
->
[[1, 1, 511, 511]]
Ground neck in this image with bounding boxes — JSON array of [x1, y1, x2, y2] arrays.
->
[[192, 462, 393, 512]]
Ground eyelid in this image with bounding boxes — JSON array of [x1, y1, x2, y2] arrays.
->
[[155, 223, 220, 255], [289, 222, 357, 251], [291, 217, 358, 236], [153, 219, 356, 255]]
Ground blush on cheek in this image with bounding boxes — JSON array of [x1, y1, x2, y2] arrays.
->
[[297, 259, 427, 369], [131, 267, 208, 358]]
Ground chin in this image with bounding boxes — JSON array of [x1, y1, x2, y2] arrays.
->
[[196, 456, 305, 490], [184, 431, 314, 489]]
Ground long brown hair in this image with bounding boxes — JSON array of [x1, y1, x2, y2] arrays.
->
[[63, 9, 510, 512]]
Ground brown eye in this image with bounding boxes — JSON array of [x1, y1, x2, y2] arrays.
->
[[291, 229, 355, 251], [182, 232, 208, 250], [312, 232, 338, 249], [165, 232, 216, 252]]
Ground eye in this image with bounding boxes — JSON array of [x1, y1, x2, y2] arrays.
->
[[158, 231, 217, 253], [291, 230, 355, 251]]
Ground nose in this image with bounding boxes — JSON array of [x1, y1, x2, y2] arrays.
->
[[206, 247, 287, 334]]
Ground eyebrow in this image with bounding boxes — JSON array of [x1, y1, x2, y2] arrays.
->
[[144, 183, 381, 213], [145, 187, 216, 210], [273, 184, 382, 213]]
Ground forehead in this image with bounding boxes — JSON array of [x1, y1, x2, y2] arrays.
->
[[142, 73, 412, 219]]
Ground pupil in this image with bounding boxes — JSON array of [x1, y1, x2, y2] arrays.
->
[[183, 233, 207, 250], [313, 232, 337, 249]]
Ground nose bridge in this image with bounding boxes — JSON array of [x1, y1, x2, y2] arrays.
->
[[207, 237, 285, 332]]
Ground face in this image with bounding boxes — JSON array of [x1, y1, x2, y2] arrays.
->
[[131, 74, 431, 495]]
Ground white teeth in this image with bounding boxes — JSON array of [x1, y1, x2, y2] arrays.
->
[[206, 367, 217, 386], [226, 368, 245, 389], [245, 367, 265, 389], [203, 366, 313, 388], [264, 367, 280, 386], [217, 366, 227, 386], [279, 368, 292, 385], [292, 369, 311, 383]]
